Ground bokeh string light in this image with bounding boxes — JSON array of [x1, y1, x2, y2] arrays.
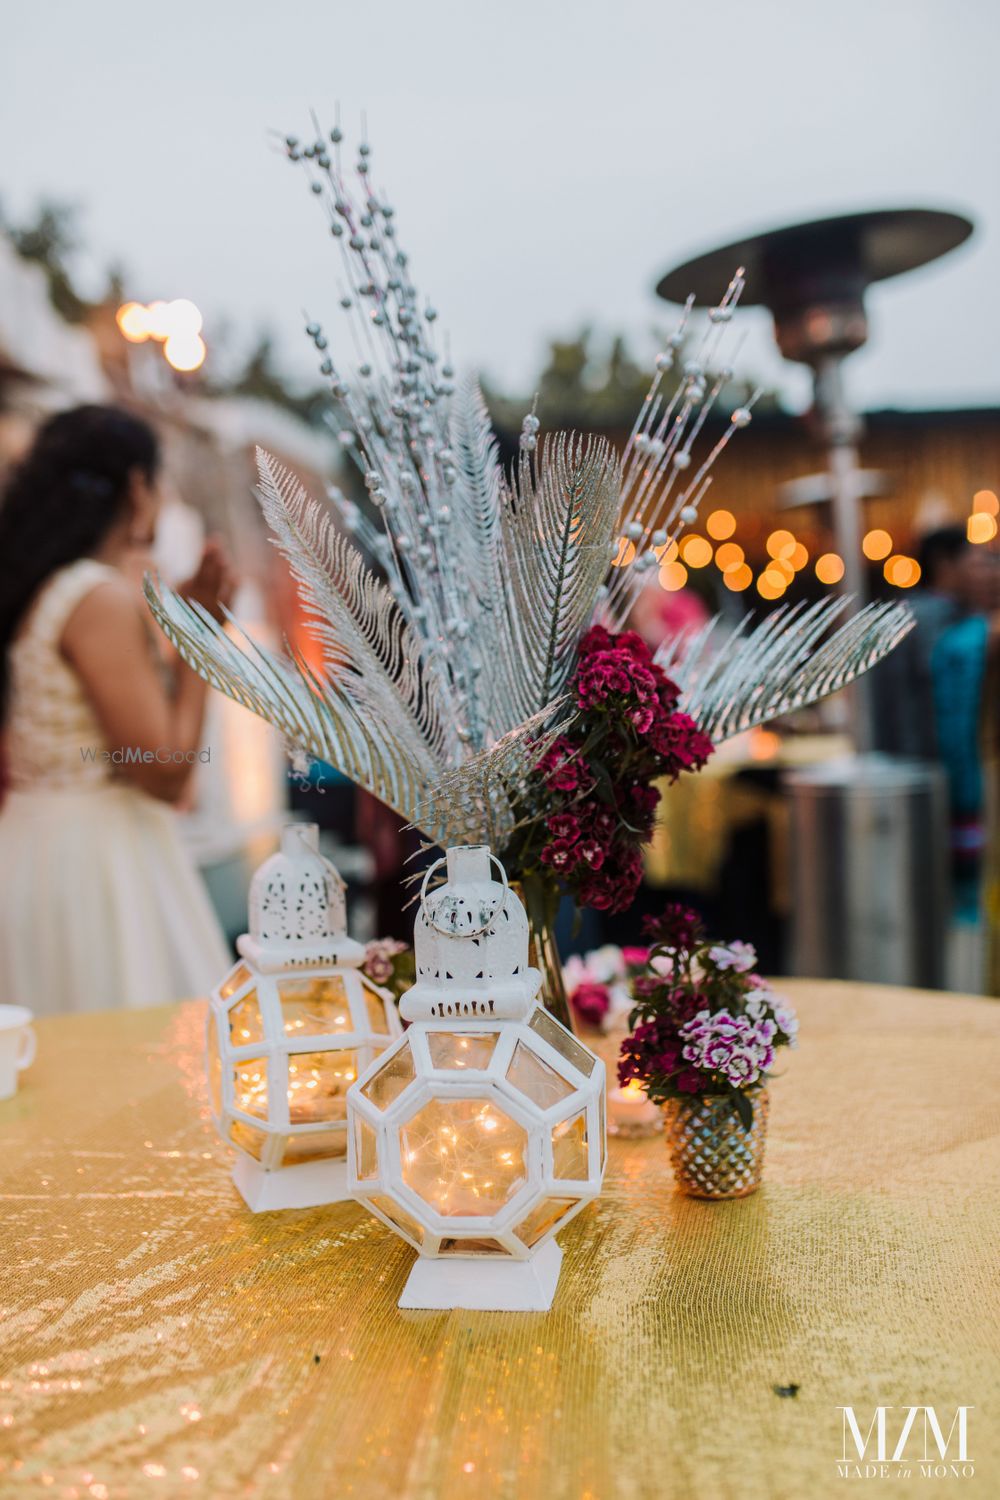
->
[[115, 298, 207, 372]]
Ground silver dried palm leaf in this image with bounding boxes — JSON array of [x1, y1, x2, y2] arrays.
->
[[145, 123, 912, 850], [656, 597, 914, 742]]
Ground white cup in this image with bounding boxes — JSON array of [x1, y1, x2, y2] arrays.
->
[[0, 1006, 36, 1100]]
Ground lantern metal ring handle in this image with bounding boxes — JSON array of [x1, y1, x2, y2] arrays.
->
[[419, 853, 509, 938]]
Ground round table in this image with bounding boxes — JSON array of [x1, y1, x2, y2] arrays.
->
[[1, 981, 997, 1498]]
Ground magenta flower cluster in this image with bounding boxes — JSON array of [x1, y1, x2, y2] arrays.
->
[[522, 626, 713, 916], [619, 904, 798, 1112]]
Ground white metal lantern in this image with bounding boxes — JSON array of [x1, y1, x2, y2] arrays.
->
[[347, 845, 606, 1311], [207, 822, 402, 1212]]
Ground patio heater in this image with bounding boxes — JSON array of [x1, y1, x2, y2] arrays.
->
[[656, 209, 973, 987]]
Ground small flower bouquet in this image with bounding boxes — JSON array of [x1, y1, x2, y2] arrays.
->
[[619, 905, 798, 1132]]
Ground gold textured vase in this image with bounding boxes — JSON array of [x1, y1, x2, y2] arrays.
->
[[662, 1087, 769, 1199]]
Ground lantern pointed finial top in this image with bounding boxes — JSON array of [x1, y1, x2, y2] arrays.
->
[[400, 845, 541, 1023], [237, 821, 363, 972]]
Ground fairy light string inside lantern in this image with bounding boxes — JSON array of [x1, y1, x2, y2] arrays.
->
[[347, 845, 606, 1311], [207, 823, 402, 1212]]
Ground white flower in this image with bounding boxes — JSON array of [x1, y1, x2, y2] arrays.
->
[[708, 941, 757, 973]]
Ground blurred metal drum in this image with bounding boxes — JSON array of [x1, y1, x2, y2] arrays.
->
[[786, 755, 949, 989]]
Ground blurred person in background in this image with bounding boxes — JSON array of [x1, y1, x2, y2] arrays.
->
[[932, 547, 1000, 921], [0, 405, 234, 1015], [872, 524, 973, 759]]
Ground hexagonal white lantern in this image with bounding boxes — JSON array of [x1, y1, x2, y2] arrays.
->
[[347, 845, 606, 1310], [207, 823, 402, 1212]]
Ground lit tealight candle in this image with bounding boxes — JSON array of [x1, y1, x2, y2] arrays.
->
[[607, 1080, 662, 1138]]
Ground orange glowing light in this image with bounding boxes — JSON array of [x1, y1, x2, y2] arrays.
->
[[144, 300, 174, 341], [756, 572, 786, 601], [722, 563, 753, 592], [972, 490, 999, 517], [164, 333, 207, 373], [659, 560, 689, 592], [714, 542, 745, 573], [815, 552, 845, 585], [766, 528, 796, 560], [116, 302, 151, 342], [749, 728, 782, 761], [862, 529, 893, 561], [786, 542, 809, 571], [968, 512, 998, 544], [769, 557, 794, 583], [706, 508, 736, 541], [679, 534, 712, 569], [611, 537, 636, 568], [653, 538, 679, 564], [884, 554, 921, 588]]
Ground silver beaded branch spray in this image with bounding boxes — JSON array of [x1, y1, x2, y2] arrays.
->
[[145, 122, 912, 849]]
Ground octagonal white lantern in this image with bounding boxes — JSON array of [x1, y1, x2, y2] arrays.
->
[[347, 845, 606, 1311], [207, 823, 401, 1212]]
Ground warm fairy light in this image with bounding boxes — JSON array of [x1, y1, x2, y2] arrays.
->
[[766, 529, 796, 560], [653, 538, 679, 564], [769, 557, 794, 583], [884, 555, 922, 588], [968, 512, 998, 545], [714, 542, 744, 573], [722, 563, 753, 592], [786, 542, 809, 571], [659, 560, 689, 591], [815, 552, 845, 585], [756, 572, 786, 601], [972, 489, 999, 516], [611, 537, 636, 568], [862, 528, 893, 561], [678, 534, 712, 569], [116, 301, 151, 342], [706, 508, 736, 540], [164, 333, 207, 373]]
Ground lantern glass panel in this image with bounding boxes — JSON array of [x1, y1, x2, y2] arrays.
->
[[438, 1237, 511, 1256], [233, 1058, 268, 1119], [287, 1050, 357, 1124], [229, 1116, 267, 1160], [400, 1096, 528, 1217], [427, 1031, 499, 1071], [228, 989, 264, 1046], [281, 1129, 348, 1166], [354, 1117, 379, 1180], [506, 1040, 575, 1110], [370, 1193, 425, 1248], [219, 962, 252, 1000], [207, 1019, 221, 1115], [552, 1110, 589, 1179], [361, 1040, 415, 1111], [528, 1007, 597, 1078], [362, 983, 393, 1036], [279, 975, 352, 1037], [513, 1195, 580, 1248], [598, 1091, 607, 1170]]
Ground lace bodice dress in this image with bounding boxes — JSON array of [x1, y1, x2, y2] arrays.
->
[[0, 561, 229, 1013]]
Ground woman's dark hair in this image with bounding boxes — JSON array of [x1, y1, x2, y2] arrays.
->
[[0, 404, 160, 715]]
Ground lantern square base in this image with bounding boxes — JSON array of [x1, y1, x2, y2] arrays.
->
[[398, 1238, 564, 1311], [232, 1153, 349, 1212]]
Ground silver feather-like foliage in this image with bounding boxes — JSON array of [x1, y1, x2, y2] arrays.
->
[[145, 124, 912, 849]]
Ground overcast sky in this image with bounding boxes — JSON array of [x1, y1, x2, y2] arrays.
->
[[4, 0, 998, 413]]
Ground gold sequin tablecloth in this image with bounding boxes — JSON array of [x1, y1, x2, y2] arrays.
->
[[1, 981, 998, 1499]]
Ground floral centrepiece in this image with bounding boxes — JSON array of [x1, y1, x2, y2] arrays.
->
[[619, 905, 797, 1197], [362, 938, 414, 1007]]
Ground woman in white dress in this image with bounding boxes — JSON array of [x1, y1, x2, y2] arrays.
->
[[0, 405, 233, 1014]]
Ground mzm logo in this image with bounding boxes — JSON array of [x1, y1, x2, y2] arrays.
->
[[836, 1405, 974, 1479]]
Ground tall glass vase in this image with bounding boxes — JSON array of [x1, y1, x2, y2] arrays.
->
[[513, 875, 577, 1035]]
